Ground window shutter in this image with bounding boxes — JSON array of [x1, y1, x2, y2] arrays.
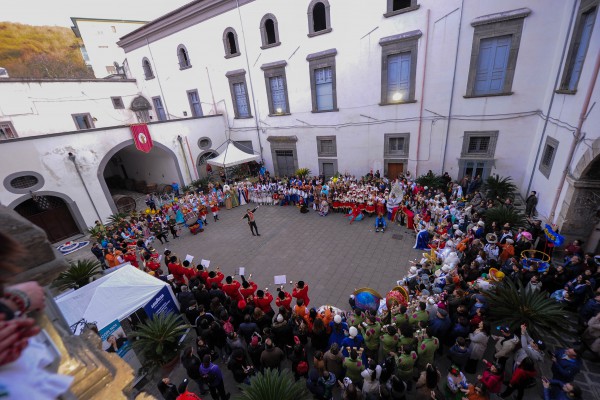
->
[[234, 83, 249, 117], [568, 9, 596, 90], [315, 67, 333, 110], [387, 53, 411, 101], [270, 76, 287, 112], [474, 36, 511, 95]]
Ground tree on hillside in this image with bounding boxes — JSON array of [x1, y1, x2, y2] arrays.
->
[[0, 22, 93, 79]]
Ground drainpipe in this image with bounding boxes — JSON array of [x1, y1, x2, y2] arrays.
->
[[236, 0, 264, 162], [177, 135, 193, 183], [526, 0, 579, 195], [440, 0, 465, 175], [184, 136, 199, 180], [146, 38, 171, 119], [415, 8, 431, 177], [68, 152, 103, 221], [550, 50, 600, 221]]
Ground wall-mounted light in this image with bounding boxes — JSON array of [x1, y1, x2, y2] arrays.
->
[[183, 111, 188, 116]]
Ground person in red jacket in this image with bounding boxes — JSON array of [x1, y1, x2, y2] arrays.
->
[[196, 264, 209, 283], [276, 288, 292, 312], [222, 276, 242, 302], [478, 359, 504, 395], [255, 289, 274, 319], [292, 281, 310, 307], [500, 357, 537, 400], [145, 254, 161, 273], [123, 247, 139, 268], [239, 277, 258, 301], [206, 269, 224, 289]]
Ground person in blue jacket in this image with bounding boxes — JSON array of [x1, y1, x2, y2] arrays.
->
[[375, 212, 387, 233], [550, 347, 581, 383]]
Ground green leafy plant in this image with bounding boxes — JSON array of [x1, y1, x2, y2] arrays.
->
[[483, 175, 517, 200], [235, 368, 309, 400], [132, 312, 189, 370], [106, 213, 128, 225], [295, 168, 311, 179], [52, 259, 102, 290], [484, 279, 574, 342], [484, 205, 526, 228], [87, 225, 104, 241], [415, 173, 446, 190]]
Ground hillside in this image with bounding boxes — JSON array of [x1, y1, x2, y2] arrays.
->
[[0, 22, 93, 79]]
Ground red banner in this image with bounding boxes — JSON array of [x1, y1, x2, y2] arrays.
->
[[130, 123, 153, 153]]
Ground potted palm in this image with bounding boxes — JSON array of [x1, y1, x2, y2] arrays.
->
[[132, 312, 189, 374], [295, 167, 311, 180], [52, 259, 102, 291], [236, 368, 309, 400], [483, 175, 517, 200], [484, 205, 526, 228], [415, 173, 446, 190]]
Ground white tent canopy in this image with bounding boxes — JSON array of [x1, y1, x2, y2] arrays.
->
[[207, 141, 260, 168], [55, 265, 176, 331]]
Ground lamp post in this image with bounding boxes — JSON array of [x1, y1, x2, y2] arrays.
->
[[68, 152, 102, 222]]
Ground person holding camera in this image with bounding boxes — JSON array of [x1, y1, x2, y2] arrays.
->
[[199, 354, 230, 400]]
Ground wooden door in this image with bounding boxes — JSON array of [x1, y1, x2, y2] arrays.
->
[[387, 163, 404, 179], [14, 197, 80, 243]]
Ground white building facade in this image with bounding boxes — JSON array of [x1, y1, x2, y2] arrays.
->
[[0, 0, 599, 251]]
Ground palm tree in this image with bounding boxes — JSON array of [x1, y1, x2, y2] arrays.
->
[[106, 212, 128, 225], [484, 205, 526, 228], [483, 175, 517, 200], [415, 173, 445, 190], [295, 168, 311, 179], [52, 259, 102, 290], [132, 312, 189, 371], [484, 279, 574, 342], [235, 369, 309, 400]]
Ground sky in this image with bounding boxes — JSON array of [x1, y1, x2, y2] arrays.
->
[[1, 0, 193, 27]]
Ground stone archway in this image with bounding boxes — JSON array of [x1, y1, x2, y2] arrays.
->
[[98, 140, 185, 214], [196, 150, 219, 180], [558, 138, 600, 253]]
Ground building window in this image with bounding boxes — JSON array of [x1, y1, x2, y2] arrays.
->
[[177, 44, 192, 69], [307, 49, 338, 112], [467, 136, 490, 154], [72, 113, 95, 130], [3, 171, 45, 194], [461, 131, 498, 158], [142, 57, 154, 79], [152, 97, 167, 121], [465, 8, 531, 97], [111, 96, 124, 109], [384, 133, 410, 157], [307, 0, 332, 37], [560, 1, 598, 93], [226, 69, 252, 118], [317, 136, 337, 157], [385, 0, 420, 17], [260, 14, 281, 49], [223, 28, 241, 58], [198, 137, 212, 149], [105, 65, 117, 75], [187, 90, 203, 117], [261, 61, 290, 116], [0, 121, 18, 140], [379, 30, 422, 105], [539, 136, 559, 178]]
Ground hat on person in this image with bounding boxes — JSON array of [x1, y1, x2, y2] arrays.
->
[[349, 327, 358, 338], [506, 238, 514, 244], [522, 232, 533, 241], [238, 300, 247, 310], [503, 223, 511, 229], [334, 314, 342, 324], [442, 265, 452, 273], [486, 233, 498, 244], [276, 314, 284, 323], [409, 266, 418, 275], [454, 229, 464, 236], [499, 325, 511, 334], [477, 221, 485, 227], [453, 224, 459, 230], [534, 339, 546, 350]]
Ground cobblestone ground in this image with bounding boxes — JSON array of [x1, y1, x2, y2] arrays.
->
[[65, 203, 600, 400]]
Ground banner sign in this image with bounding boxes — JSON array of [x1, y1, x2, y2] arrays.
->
[[543, 224, 565, 246], [130, 123, 153, 153], [143, 286, 179, 317], [100, 319, 132, 358]]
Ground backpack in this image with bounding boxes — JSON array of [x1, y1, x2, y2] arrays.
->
[[296, 361, 309, 375]]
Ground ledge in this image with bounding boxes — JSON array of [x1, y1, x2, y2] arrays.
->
[[379, 30, 423, 46], [383, 4, 420, 18], [225, 69, 246, 77], [306, 48, 337, 61], [267, 113, 291, 117], [145, 76, 155, 81], [260, 60, 288, 71], [234, 116, 253, 119], [267, 135, 298, 143], [179, 64, 192, 71], [463, 92, 513, 98], [379, 100, 417, 106], [471, 7, 532, 27], [555, 89, 577, 95], [308, 27, 332, 38], [260, 42, 281, 50], [311, 108, 339, 113], [224, 52, 241, 59]]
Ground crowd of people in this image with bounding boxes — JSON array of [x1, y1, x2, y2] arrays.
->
[[86, 169, 600, 400]]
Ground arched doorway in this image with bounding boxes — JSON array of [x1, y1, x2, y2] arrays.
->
[[13, 195, 81, 243], [98, 141, 185, 214], [197, 151, 219, 180]]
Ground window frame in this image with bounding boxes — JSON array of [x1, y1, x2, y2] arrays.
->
[[152, 96, 167, 121], [260, 14, 281, 49], [384, 133, 410, 157], [539, 136, 559, 179], [0, 121, 18, 140], [71, 113, 95, 130], [187, 89, 203, 117], [177, 44, 192, 70], [142, 57, 154, 80], [465, 8, 531, 98], [307, 48, 338, 113], [558, 0, 598, 94], [307, 0, 332, 37], [384, 0, 420, 18], [260, 60, 291, 116], [111, 96, 125, 109], [223, 27, 241, 59], [316, 135, 337, 157], [460, 131, 499, 158], [226, 69, 252, 119], [379, 30, 422, 105]]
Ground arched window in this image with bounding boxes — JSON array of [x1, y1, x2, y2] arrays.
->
[[142, 57, 154, 79], [177, 44, 191, 69], [307, 0, 332, 37], [223, 27, 241, 58], [260, 14, 281, 49]]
